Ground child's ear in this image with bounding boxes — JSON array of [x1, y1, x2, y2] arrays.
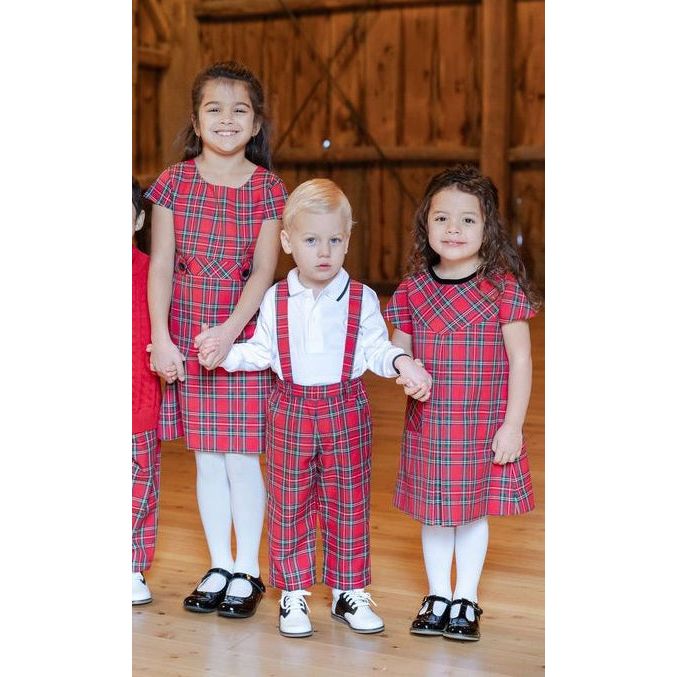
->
[[252, 117, 261, 138], [191, 114, 200, 138], [135, 210, 146, 232], [280, 229, 293, 255], [344, 229, 351, 253]]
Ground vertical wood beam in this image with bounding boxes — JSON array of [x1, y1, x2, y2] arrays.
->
[[480, 0, 513, 212], [133, 0, 139, 174]]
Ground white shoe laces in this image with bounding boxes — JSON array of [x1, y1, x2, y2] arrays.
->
[[281, 590, 311, 613], [342, 590, 377, 609]]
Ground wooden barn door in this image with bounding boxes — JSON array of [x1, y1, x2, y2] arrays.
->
[[135, 0, 544, 291]]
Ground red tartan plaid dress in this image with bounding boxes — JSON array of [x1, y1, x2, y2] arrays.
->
[[384, 268, 537, 526], [145, 160, 287, 453], [267, 280, 373, 591]]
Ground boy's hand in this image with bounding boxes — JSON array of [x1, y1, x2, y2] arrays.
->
[[394, 355, 432, 402], [195, 323, 235, 370], [491, 423, 523, 465]]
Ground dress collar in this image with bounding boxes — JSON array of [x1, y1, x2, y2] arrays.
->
[[286, 267, 350, 300]]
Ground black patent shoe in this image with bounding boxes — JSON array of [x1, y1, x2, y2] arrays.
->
[[442, 598, 483, 641], [217, 573, 266, 618], [183, 568, 232, 613], [410, 595, 453, 636]]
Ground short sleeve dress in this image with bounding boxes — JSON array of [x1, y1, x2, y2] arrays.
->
[[145, 159, 287, 454], [384, 267, 537, 526]]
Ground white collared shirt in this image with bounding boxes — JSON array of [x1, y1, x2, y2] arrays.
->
[[222, 268, 405, 385]]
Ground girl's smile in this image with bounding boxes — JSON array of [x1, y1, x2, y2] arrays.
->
[[427, 187, 484, 277], [194, 79, 260, 157]]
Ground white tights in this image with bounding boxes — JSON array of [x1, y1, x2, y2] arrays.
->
[[194, 452, 266, 596], [421, 517, 489, 620]]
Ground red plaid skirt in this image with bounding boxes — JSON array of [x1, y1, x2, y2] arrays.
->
[[385, 270, 537, 526], [159, 253, 274, 452]]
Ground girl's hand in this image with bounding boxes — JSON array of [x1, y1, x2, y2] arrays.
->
[[394, 356, 432, 402], [491, 423, 523, 465], [195, 322, 236, 370], [148, 339, 185, 383]]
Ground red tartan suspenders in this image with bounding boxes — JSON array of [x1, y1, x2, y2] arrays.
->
[[275, 280, 293, 382], [341, 281, 362, 380], [275, 279, 363, 383]]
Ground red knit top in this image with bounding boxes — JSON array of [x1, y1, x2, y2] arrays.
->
[[133, 247, 161, 434]]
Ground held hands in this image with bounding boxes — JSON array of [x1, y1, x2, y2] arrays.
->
[[194, 322, 235, 370], [491, 422, 523, 465], [148, 339, 185, 384], [394, 356, 432, 402]]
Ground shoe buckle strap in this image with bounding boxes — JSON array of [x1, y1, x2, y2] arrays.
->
[[451, 597, 483, 616]]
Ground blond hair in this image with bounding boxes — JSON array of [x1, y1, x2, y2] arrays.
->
[[282, 178, 353, 232]]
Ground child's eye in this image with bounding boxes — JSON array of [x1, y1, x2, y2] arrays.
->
[[434, 216, 447, 223], [305, 238, 316, 245], [463, 217, 475, 225], [330, 237, 342, 245], [234, 108, 248, 114], [207, 107, 219, 113]]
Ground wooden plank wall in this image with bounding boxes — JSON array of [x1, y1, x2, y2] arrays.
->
[[133, 0, 544, 292]]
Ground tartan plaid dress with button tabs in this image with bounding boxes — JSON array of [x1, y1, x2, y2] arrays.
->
[[384, 269, 537, 526], [145, 159, 287, 453], [267, 280, 373, 591]]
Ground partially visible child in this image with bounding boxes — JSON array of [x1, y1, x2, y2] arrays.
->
[[221, 178, 432, 638], [132, 178, 162, 604], [384, 165, 542, 642]]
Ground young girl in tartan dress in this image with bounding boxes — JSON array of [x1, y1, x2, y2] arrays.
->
[[145, 62, 287, 617], [221, 179, 432, 638], [384, 165, 542, 642], [132, 178, 162, 605]]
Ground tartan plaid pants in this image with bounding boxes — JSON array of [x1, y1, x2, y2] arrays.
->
[[266, 378, 373, 590], [132, 429, 161, 571]]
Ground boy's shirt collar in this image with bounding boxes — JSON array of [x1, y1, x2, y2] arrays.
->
[[286, 267, 349, 301]]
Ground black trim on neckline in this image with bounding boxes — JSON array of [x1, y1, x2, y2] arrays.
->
[[336, 277, 351, 301], [428, 265, 478, 285]]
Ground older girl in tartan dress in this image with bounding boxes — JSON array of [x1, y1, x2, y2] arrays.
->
[[384, 166, 542, 642], [145, 62, 287, 617]]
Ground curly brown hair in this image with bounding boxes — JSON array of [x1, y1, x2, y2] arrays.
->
[[179, 61, 273, 169], [408, 165, 542, 308]]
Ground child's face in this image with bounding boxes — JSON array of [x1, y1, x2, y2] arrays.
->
[[281, 209, 351, 292], [427, 187, 484, 275], [193, 79, 260, 159]]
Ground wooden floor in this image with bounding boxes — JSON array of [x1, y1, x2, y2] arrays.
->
[[133, 312, 544, 676]]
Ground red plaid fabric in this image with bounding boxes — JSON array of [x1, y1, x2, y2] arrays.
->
[[384, 270, 537, 526], [132, 429, 161, 571], [145, 160, 287, 452], [266, 280, 373, 590]]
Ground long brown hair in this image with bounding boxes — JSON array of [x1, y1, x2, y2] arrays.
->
[[179, 61, 273, 169], [408, 165, 542, 308]]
